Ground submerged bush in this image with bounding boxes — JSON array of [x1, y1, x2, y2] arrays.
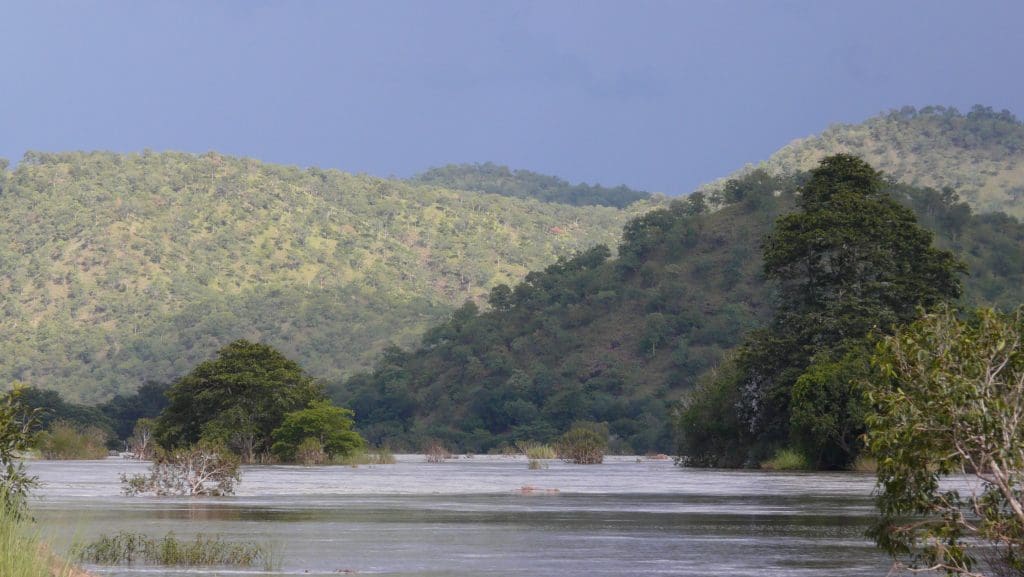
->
[[34, 421, 109, 460], [121, 442, 240, 496], [73, 531, 276, 569], [424, 440, 452, 463], [556, 427, 606, 465]]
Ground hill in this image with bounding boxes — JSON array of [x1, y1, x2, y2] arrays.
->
[[410, 163, 653, 208], [0, 151, 656, 402], [330, 169, 1024, 454], [703, 106, 1024, 217]]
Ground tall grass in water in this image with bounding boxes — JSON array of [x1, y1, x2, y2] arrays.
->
[[515, 441, 557, 460], [334, 446, 397, 466], [73, 531, 278, 570], [0, 502, 81, 577], [760, 448, 809, 471]]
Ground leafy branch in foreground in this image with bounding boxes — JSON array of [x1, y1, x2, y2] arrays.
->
[[121, 442, 240, 496], [0, 385, 39, 518], [867, 306, 1024, 576]]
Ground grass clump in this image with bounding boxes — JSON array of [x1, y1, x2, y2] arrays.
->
[[34, 421, 109, 460], [334, 446, 397, 466], [74, 531, 276, 569], [760, 448, 809, 471], [515, 441, 557, 460]]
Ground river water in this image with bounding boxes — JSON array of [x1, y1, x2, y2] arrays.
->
[[27, 455, 892, 576]]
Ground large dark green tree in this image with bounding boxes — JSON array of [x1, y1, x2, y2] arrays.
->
[[678, 155, 965, 468], [155, 340, 324, 462]]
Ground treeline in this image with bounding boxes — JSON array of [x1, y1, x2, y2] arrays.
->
[[0, 151, 653, 402], [330, 162, 1024, 454], [411, 162, 653, 208]]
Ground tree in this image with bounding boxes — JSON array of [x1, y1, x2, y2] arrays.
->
[[0, 385, 38, 517], [270, 400, 364, 463], [155, 340, 324, 461], [679, 155, 965, 467], [866, 306, 1024, 576]]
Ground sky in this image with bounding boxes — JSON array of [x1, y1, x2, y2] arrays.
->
[[2, 0, 1023, 195]]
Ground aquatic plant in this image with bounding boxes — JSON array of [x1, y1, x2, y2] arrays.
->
[[515, 441, 557, 460], [73, 531, 276, 569]]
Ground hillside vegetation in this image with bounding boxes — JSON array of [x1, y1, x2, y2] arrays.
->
[[0, 151, 655, 402], [332, 168, 1024, 454], [704, 106, 1024, 217], [411, 163, 653, 208]]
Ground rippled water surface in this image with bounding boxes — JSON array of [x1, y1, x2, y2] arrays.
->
[[28, 456, 891, 576]]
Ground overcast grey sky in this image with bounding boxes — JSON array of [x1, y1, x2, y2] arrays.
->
[[2, 1, 1022, 194]]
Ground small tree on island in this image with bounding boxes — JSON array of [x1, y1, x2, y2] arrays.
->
[[867, 306, 1024, 576]]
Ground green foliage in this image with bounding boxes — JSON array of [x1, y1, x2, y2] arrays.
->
[[866, 306, 1024, 576], [270, 400, 364, 463], [678, 155, 965, 466], [0, 151, 650, 403], [155, 340, 324, 461], [411, 162, 652, 208], [706, 105, 1024, 218], [0, 386, 37, 519], [33, 420, 109, 460], [789, 346, 873, 469], [557, 426, 607, 464], [74, 531, 274, 569]]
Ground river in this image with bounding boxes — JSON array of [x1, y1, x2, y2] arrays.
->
[[27, 455, 891, 576]]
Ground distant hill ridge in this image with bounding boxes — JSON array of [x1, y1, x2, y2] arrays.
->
[[0, 151, 656, 402], [411, 162, 653, 208], [703, 105, 1024, 217]]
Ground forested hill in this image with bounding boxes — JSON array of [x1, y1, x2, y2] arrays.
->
[[331, 169, 1024, 454], [704, 106, 1024, 218], [410, 163, 653, 208], [0, 151, 657, 402]]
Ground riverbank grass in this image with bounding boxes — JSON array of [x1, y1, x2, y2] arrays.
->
[[0, 502, 82, 577]]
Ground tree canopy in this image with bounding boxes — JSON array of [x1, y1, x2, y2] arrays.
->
[[678, 155, 965, 468], [155, 340, 324, 461]]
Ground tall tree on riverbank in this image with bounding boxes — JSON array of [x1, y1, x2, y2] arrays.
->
[[678, 155, 965, 468]]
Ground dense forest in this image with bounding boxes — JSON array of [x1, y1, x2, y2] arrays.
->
[[0, 152, 655, 402], [705, 105, 1024, 217], [411, 163, 653, 208], [331, 166, 1024, 454]]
